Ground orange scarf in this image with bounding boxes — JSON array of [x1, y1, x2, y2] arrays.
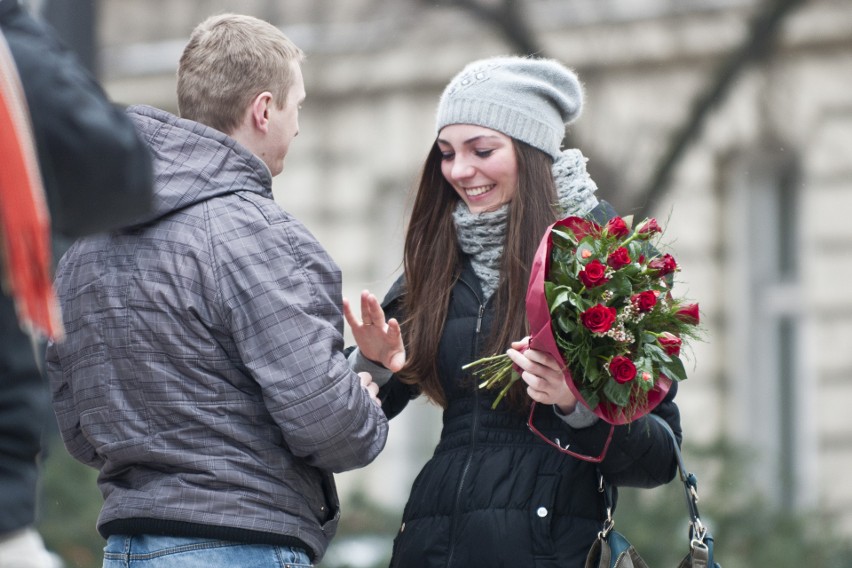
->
[[0, 31, 63, 340]]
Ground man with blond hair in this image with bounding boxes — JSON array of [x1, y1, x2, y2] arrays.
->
[[46, 13, 388, 567]]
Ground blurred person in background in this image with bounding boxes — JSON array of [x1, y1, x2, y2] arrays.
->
[[1, 0, 153, 565], [344, 56, 682, 567], [45, 13, 388, 568]]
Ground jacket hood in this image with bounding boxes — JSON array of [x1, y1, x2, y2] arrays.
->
[[125, 104, 273, 226]]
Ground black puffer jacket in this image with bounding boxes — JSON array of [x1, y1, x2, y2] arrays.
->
[[378, 214, 682, 568]]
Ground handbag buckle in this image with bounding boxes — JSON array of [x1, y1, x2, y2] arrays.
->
[[599, 514, 615, 539], [690, 518, 707, 544]]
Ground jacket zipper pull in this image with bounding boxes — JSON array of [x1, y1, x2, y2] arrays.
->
[[475, 305, 485, 333]]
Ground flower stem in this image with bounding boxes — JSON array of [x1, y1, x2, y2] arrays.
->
[[463, 353, 520, 408]]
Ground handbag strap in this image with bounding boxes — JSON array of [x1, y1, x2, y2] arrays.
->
[[649, 414, 720, 567], [598, 414, 715, 559], [597, 472, 617, 539], [646, 414, 708, 544]]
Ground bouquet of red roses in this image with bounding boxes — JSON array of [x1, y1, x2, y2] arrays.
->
[[465, 213, 701, 426]]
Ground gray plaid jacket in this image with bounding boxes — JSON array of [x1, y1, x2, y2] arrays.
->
[[46, 105, 388, 562]]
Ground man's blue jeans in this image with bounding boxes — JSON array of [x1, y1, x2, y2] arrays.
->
[[103, 535, 313, 568]]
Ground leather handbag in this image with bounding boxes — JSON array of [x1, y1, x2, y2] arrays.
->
[[585, 415, 721, 568]]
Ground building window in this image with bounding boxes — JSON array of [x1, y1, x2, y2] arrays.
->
[[721, 146, 814, 510]]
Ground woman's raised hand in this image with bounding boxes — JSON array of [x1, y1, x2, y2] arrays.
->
[[343, 290, 406, 373]]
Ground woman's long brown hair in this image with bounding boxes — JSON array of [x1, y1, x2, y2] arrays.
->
[[398, 139, 561, 411]]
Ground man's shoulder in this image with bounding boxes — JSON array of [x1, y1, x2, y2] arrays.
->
[[203, 191, 332, 265], [206, 189, 296, 231]]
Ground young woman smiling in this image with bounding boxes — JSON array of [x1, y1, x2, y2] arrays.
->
[[344, 56, 682, 568]]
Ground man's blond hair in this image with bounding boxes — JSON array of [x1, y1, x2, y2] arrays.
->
[[177, 14, 304, 134]]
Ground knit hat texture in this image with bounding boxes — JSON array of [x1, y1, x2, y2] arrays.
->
[[435, 56, 584, 159]]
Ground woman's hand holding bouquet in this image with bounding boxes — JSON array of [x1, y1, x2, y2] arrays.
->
[[506, 337, 579, 414]]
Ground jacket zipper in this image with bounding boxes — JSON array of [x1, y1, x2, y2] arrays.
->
[[475, 304, 485, 333], [446, 282, 485, 568]]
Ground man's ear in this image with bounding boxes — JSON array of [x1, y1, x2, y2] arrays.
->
[[250, 91, 274, 133]]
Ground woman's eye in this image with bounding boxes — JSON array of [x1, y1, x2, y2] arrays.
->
[[440, 152, 455, 161], [475, 149, 495, 158]]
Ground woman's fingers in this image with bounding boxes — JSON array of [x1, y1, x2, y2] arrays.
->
[[366, 292, 385, 325], [359, 372, 381, 406], [358, 291, 372, 326], [521, 347, 562, 372], [507, 348, 561, 382], [358, 290, 386, 328], [384, 318, 406, 372], [507, 346, 568, 400], [346, 290, 407, 372], [504, 343, 578, 411], [343, 297, 360, 328], [347, 290, 388, 330]]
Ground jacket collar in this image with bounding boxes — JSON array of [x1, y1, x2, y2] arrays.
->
[[458, 254, 487, 305]]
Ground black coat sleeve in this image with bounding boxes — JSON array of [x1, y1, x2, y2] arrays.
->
[[560, 382, 681, 488], [1, 3, 152, 237]]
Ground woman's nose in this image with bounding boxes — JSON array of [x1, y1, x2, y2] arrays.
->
[[450, 157, 475, 181]]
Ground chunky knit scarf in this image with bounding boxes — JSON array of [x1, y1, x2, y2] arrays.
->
[[453, 148, 599, 300]]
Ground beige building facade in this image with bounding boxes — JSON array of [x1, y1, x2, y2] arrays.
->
[[95, 0, 852, 536]]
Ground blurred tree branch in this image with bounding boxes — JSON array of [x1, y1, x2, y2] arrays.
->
[[428, 0, 545, 56], [634, 0, 807, 218]]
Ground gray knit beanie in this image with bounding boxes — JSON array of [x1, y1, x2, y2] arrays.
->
[[435, 56, 584, 160]]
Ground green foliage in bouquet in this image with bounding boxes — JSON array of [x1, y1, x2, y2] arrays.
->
[[468, 214, 702, 420], [547, 215, 700, 414]]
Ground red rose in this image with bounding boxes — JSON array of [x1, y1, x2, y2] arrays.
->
[[637, 218, 662, 235], [658, 332, 682, 356], [580, 304, 617, 334], [648, 253, 677, 276], [609, 356, 637, 384], [579, 259, 609, 288], [606, 247, 631, 270], [605, 217, 629, 238], [631, 290, 657, 312], [676, 303, 700, 325], [562, 216, 600, 241]]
